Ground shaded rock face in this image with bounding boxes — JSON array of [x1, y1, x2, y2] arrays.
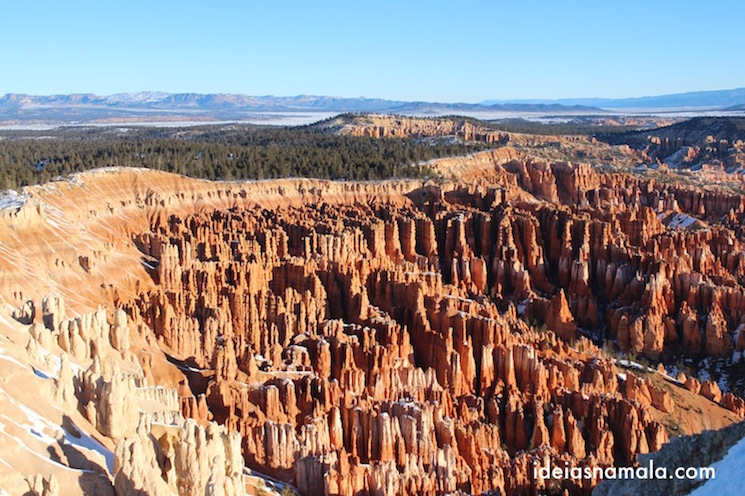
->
[[593, 418, 745, 496], [112, 163, 745, 495], [603, 117, 745, 174], [27, 474, 59, 496]]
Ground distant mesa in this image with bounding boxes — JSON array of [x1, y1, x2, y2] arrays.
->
[[724, 102, 745, 112], [483, 86, 745, 110]]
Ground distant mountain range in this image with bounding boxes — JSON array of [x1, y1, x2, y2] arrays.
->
[[483, 87, 745, 110], [0, 92, 605, 112], [0, 92, 604, 125], [1, 88, 744, 126]]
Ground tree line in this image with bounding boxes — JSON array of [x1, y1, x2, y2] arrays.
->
[[0, 124, 488, 189]]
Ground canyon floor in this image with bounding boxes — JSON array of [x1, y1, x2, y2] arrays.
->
[[1, 115, 745, 495]]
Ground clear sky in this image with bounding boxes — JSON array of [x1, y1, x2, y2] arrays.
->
[[1, 0, 743, 102]]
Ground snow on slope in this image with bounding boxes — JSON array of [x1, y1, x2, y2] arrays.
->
[[691, 434, 745, 495]]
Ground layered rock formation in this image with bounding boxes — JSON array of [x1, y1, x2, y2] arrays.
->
[[601, 117, 745, 174], [114, 419, 244, 496], [16, 294, 247, 496], [107, 161, 745, 494], [2, 132, 745, 494], [327, 114, 509, 144], [123, 198, 668, 494]]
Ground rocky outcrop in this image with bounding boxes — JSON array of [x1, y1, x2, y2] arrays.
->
[[23, 298, 245, 495], [118, 190, 685, 495], [334, 114, 509, 145], [54, 352, 76, 407], [705, 304, 732, 356], [26, 474, 60, 496], [701, 380, 723, 404], [114, 419, 245, 496], [545, 290, 577, 340], [4, 155, 745, 495], [110, 309, 131, 353]]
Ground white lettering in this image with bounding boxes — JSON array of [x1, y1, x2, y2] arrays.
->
[[531, 461, 714, 482], [699, 467, 715, 480]]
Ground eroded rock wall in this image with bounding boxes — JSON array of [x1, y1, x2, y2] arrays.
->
[[112, 165, 745, 494]]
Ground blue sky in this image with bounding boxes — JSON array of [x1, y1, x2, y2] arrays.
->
[[1, 0, 743, 102]]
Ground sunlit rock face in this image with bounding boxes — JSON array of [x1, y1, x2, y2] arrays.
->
[[3, 139, 745, 495], [103, 157, 744, 494]]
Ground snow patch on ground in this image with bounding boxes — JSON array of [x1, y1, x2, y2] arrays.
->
[[718, 375, 729, 394], [733, 325, 745, 363], [659, 364, 684, 384], [667, 212, 698, 229], [173, 362, 204, 373], [0, 345, 29, 370], [617, 358, 656, 373], [698, 358, 712, 383], [0, 190, 27, 210], [663, 147, 692, 169], [141, 260, 157, 270], [0, 418, 87, 473], [691, 435, 745, 495], [64, 428, 115, 474], [1, 391, 60, 444], [0, 390, 115, 474]]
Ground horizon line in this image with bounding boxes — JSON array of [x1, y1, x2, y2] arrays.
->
[[1, 86, 744, 105]]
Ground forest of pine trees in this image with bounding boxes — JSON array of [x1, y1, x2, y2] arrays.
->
[[0, 124, 489, 189]]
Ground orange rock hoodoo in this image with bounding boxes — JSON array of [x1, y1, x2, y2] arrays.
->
[[3, 118, 745, 495], [107, 159, 745, 495]]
